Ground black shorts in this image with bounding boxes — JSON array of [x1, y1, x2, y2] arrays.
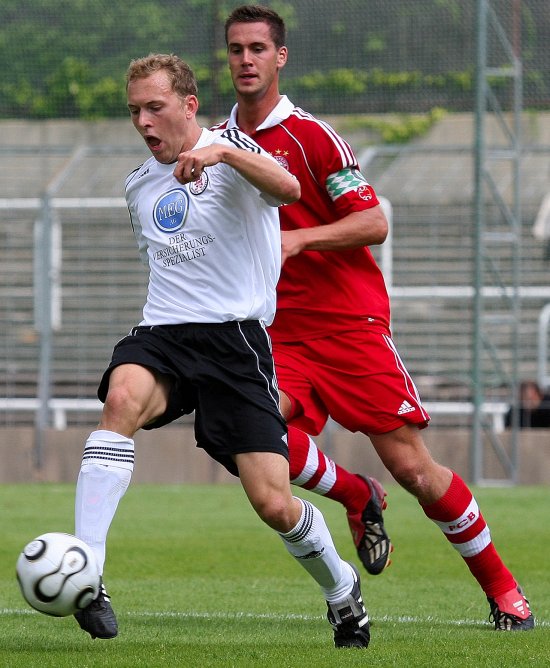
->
[[98, 321, 288, 476]]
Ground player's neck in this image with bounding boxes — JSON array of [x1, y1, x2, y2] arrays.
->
[[235, 92, 282, 136]]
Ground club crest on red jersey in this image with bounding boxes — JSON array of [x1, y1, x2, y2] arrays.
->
[[358, 184, 375, 201], [271, 148, 290, 171]]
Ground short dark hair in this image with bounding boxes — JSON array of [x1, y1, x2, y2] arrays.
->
[[224, 5, 286, 49], [126, 54, 198, 99]]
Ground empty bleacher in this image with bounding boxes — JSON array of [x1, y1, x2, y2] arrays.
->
[[1, 115, 549, 428]]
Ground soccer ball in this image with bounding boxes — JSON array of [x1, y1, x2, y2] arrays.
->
[[16, 532, 100, 617]]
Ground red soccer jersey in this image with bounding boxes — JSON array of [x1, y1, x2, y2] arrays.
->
[[216, 96, 391, 342]]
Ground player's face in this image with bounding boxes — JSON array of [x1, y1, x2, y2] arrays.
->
[[127, 70, 195, 164], [227, 21, 287, 101]]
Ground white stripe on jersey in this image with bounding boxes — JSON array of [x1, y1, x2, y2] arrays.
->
[[277, 123, 319, 185], [292, 107, 356, 166]]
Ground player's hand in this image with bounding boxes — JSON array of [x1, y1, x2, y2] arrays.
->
[[173, 146, 220, 184], [281, 229, 308, 265], [173, 151, 204, 183]]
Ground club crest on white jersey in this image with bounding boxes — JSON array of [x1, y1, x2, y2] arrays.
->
[[189, 172, 209, 196], [153, 188, 190, 233]]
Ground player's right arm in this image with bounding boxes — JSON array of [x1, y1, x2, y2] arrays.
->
[[174, 132, 300, 205]]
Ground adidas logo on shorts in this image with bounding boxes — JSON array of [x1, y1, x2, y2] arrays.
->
[[397, 400, 416, 415]]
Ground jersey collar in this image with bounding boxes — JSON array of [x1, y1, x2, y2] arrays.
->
[[228, 95, 294, 132], [193, 127, 213, 149]]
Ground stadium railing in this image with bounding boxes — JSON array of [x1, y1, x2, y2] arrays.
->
[[0, 397, 510, 432], [537, 302, 550, 391]]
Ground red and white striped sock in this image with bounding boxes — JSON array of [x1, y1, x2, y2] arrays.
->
[[421, 471, 516, 598], [287, 425, 371, 515]]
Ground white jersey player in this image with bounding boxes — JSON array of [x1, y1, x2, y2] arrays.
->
[[72, 53, 371, 650]]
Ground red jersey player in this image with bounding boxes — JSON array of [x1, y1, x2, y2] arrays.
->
[[218, 4, 534, 631], [215, 64, 394, 579]]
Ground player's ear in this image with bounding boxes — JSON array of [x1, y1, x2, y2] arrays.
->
[[277, 46, 288, 69], [185, 95, 199, 117]]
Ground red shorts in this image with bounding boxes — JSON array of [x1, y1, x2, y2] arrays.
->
[[273, 328, 430, 436]]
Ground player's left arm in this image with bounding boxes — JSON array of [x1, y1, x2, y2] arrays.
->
[[282, 206, 388, 261], [282, 124, 388, 259], [174, 140, 300, 205]]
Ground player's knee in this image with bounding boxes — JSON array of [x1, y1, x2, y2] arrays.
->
[[104, 384, 135, 414], [388, 459, 427, 495], [102, 385, 146, 430], [253, 494, 294, 532], [390, 457, 449, 500]]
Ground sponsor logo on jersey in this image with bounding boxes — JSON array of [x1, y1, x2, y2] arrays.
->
[[189, 171, 209, 196], [153, 188, 189, 233], [397, 400, 416, 415]]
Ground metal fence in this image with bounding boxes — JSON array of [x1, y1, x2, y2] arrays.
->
[[2, 1, 549, 119], [1, 0, 550, 444]]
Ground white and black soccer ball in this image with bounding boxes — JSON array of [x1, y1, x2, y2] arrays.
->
[[16, 532, 100, 617]]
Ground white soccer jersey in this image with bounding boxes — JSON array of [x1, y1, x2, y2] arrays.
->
[[125, 128, 283, 326]]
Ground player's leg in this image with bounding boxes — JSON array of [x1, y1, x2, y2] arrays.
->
[[74, 362, 171, 639], [76, 363, 170, 570], [197, 320, 368, 647], [280, 390, 372, 512], [284, 423, 391, 575], [370, 424, 534, 631], [276, 354, 392, 575], [235, 450, 370, 648], [305, 327, 533, 630]]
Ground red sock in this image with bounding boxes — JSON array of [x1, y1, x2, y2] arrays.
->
[[421, 471, 516, 598], [287, 426, 371, 514]]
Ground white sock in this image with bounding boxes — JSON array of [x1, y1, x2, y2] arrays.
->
[[279, 498, 353, 602], [75, 430, 134, 574]]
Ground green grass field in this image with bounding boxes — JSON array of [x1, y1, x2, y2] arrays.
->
[[1, 483, 548, 667]]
